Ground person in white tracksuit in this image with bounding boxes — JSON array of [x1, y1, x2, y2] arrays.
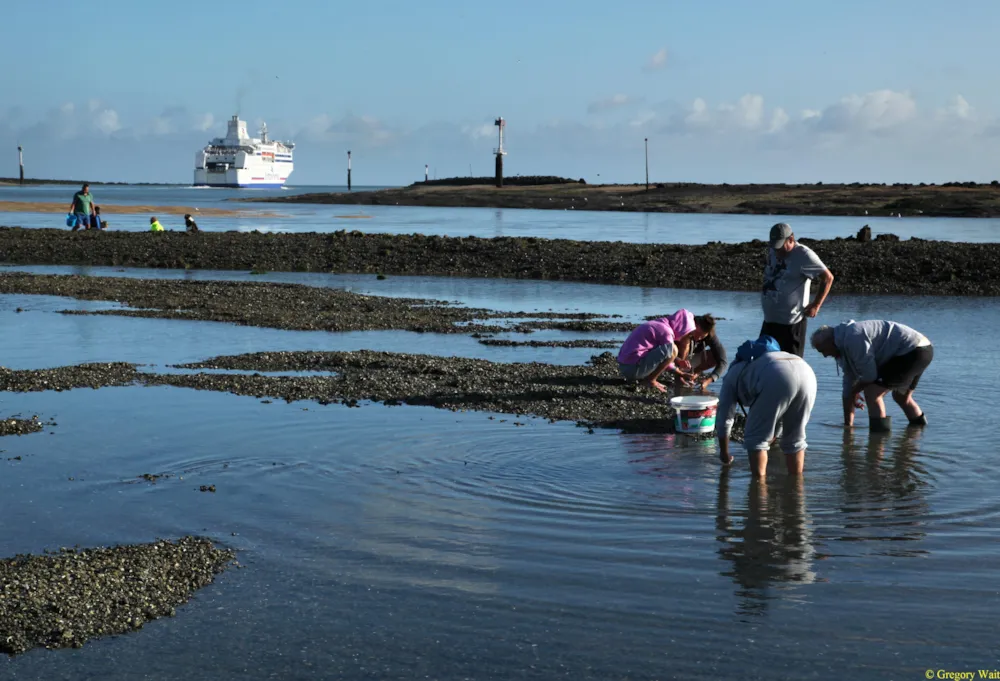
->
[[716, 351, 818, 478]]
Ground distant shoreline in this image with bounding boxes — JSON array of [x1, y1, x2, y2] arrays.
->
[[242, 181, 1000, 219]]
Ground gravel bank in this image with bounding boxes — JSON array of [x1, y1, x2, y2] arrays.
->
[[0, 227, 995, 295], [0, 537, 235, 656]]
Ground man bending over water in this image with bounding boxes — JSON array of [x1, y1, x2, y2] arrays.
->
[[811, 320, 933, 431]]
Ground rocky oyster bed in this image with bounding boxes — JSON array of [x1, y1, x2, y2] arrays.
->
[[0, 537, 235, 656], [0, 355, 737, 437], [0, 226, 996, 296], [165, 350, 739, 436]]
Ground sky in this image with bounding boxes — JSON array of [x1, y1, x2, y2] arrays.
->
[[4, 0, 1000, 185]]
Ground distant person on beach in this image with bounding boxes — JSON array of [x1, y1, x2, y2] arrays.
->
[[184, 214, 200, 233], [811, 320, 933, 431], [68, 183, 95, 231], [617, 310, 715, 393], [149, 216, 165, 232], [761, 222, 834, 357], [717, 340, 817, 477], [680, 327, 728, 390]]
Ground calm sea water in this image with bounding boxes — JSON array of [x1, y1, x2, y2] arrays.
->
[[3, 183, 1000, 243], [0, 264, 997, 679]]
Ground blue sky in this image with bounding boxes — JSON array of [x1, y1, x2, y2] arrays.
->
[[3, 0, 999, 185]]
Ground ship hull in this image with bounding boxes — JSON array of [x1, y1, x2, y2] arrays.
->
[[193, 166, 291, 188]]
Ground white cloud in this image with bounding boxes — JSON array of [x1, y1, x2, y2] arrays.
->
[[588, 94, 634, 114], [462, 123, 495, 140], [674, 94, 767, 132], [944, 94, 974, 121], [93, 108, 121, 135], [644, 48, 668, 71], [630, 110, 656, 128], [195, 113, 215, 132], [813, 89, 917, 133], [768, 107, 790, 134], [299, 113, 395, 146]]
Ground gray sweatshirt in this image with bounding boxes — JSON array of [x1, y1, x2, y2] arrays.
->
[[833, 320, 931, 397], [717, 351, 801, 440]]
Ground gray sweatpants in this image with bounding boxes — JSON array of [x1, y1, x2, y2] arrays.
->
[[744, 356, 817, 455]]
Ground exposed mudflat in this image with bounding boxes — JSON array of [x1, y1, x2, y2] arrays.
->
[[0, 537, 235, 656], [0, 272, 617, 336], [246, 181, 1000, 218], [0, 227, 996, 295]]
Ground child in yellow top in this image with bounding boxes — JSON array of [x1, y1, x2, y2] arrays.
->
[[149, 217, 165, 232]]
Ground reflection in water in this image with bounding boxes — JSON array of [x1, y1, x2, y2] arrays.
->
[[716, 471, 822, 616], [837, 428, 929, 555]]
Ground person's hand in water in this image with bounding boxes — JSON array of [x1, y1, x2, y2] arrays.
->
[[698, 376, 714, 391]]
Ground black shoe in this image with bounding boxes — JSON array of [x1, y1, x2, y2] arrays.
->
[[869, 416, 892, 432], [908, 413, 928, 427]]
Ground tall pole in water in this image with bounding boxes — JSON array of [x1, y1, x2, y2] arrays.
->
[[644, 138, 649, 192], [494, 117, 506, 188], [425, 164, 429, 183], [17, 145, 24, 185], [347, 150, 352, 192]]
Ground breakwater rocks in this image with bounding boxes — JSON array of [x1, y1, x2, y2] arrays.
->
[[0, 272, 618, 335], [245, 181, 1000, 218], [0, 537, 235, 655], [0, 227, 996, 295]]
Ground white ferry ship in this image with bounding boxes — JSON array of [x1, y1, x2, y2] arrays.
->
[[193, 115, 294, 188]]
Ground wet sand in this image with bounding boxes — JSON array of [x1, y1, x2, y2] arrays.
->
[[244, 181, 1000, 218], [0, 227, 996, 295], [0, 200, 282, 218]]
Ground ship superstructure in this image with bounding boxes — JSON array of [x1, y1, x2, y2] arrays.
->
[[193, 115, 294, 188]]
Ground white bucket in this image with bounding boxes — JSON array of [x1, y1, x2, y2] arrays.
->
[[669, 395, 719, 434]]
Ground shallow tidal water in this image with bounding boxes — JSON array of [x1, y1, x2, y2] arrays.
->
[[0, 266, 998, 679], [4, 183, 1000, 243]]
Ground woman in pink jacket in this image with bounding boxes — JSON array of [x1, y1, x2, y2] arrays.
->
[[616, 310, 716, 392]]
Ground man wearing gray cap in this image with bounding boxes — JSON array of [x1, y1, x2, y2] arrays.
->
[[760, 222, 834, 357]]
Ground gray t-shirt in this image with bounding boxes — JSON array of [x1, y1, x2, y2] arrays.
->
[[761, 244, 828, 325]]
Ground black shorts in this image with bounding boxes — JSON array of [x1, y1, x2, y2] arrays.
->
[[876, 345, 934, 393], [760, 319, 808, 358]]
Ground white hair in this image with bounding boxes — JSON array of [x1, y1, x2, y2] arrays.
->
[[810, 325, 834, 349]]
